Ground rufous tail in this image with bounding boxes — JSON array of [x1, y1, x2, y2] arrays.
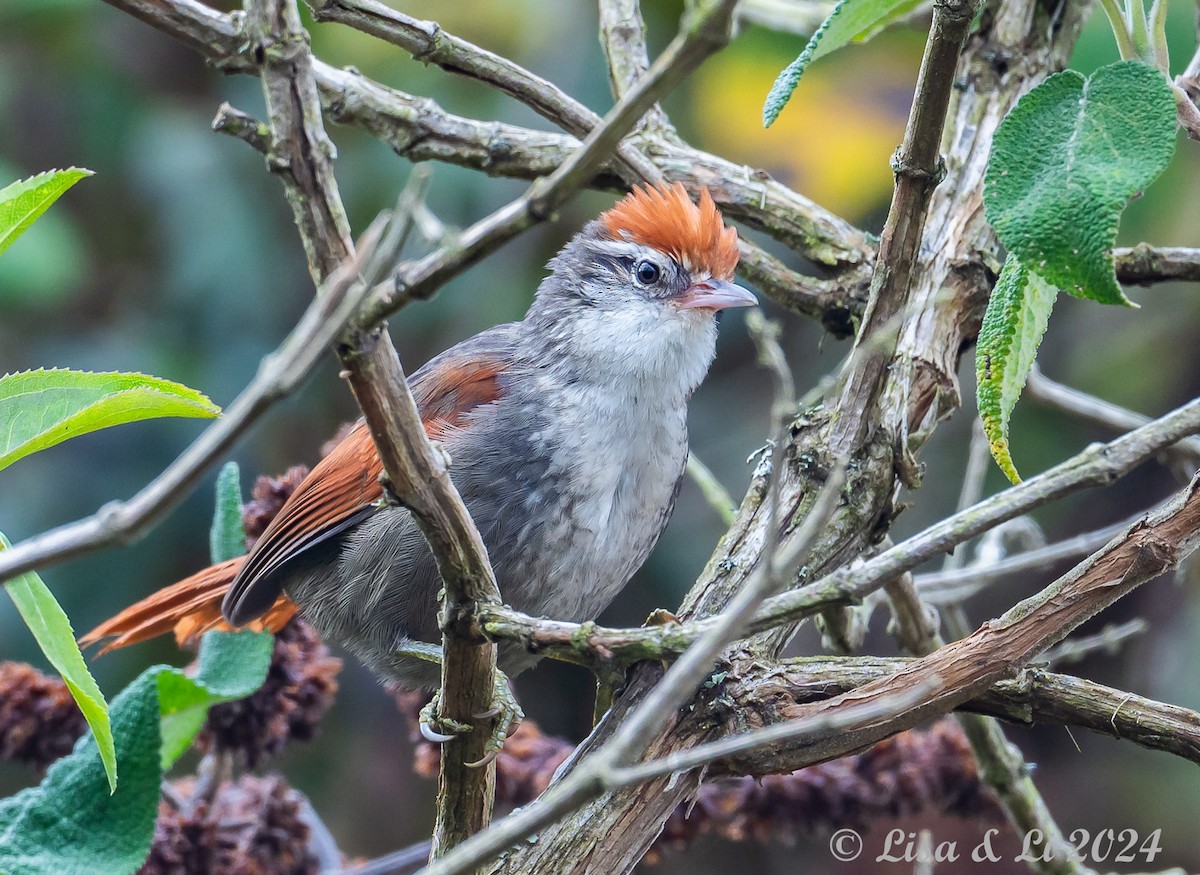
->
[[80, 556, 298, 653]]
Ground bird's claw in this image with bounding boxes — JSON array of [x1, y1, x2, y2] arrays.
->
[[418, 671, 523, 765], [465, 749, 498, 770], [419, 693, 471, 745], [474, 671, 523, 765], [419, 721, 458, 744]]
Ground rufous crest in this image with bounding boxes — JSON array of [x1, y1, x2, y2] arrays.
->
[[599, 182, 739, 280]]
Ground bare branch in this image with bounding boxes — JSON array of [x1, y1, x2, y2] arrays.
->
[[916, 517, 1134, 603], [1115, 244, 1200, 284], [598, 0, 652, 100], [477, 395, 1200, 664], [828, 0, 982, 456], [881, 571, 940, 655], [0, 225, 381, 587], [1043, 619, 1148, 667], [243, 0, 502, 853], [737, 656, 1200, 770], [685, 453, 737, 526], [1027, 365, 1200, 476]]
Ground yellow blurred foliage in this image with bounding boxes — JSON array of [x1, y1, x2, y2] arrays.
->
[[690, 36, 920, 221]]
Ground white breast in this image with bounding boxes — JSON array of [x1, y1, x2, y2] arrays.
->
[[538, 383, 688, 622], [514, 298, 718, 622]]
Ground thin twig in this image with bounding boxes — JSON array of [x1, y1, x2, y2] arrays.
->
[[1027, 364, 1200, 477], [0, 219, 385, 586], [916, 516, 1134, 602], [244, 0, 503, 856], [604, 681, 935, 785], [476, 396, 1200, 664], [685, 454, 737, 526], [1114, 244, 1200, 284], [881, 571, 940, 655], [1044, 619, 1149, 667], [1178, 32, 1200, 104], [360, 0, 741, 327], [942, 417, 993, 577]]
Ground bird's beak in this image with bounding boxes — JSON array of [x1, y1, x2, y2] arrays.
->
[[675, 279, 758, 311]]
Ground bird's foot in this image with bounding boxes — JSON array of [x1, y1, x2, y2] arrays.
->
[[466, 671, 524, 768], [419, 692, 471, 743], [397, 641, 523, 762]]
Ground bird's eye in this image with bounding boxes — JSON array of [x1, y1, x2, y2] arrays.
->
[[634, 260, 661, 285]]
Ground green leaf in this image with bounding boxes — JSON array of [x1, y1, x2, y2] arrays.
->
[[0, 168, 93, 257], [153, 463, 262, 766], [0, 368, 220, 472], [849, 0, 926, 43], [157, 630, 273, 767], [984, 61, 1177, 306], [763, 0, 917, 126], [210, 461, 245, 564], [976, 256, 1059, 484], [1, 531, 116, 793], [0, 668, 162, 875], [0, 631, 273, 874]]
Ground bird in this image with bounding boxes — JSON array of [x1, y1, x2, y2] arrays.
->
[[83, 182, 755, 733]]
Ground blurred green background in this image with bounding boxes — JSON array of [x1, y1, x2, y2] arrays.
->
[[2, 0, 1200, 871]]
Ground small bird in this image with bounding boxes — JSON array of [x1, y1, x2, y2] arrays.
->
[[84, 183, 754, 709]]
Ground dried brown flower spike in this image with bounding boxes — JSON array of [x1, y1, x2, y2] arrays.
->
[[0, 661, 87, 770], [197, 619, 341, 768], [141, 775, 321, 874]]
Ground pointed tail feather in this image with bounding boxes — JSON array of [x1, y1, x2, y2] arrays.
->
[[81, 557, 298, 653]]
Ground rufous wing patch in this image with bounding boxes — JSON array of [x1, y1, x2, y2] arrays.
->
[[84, 350, 511, 650], [230, 421, 386, 605], [226, 357, 508, 620], [599, 182, 739, 280], [413, 355, 509, 441]]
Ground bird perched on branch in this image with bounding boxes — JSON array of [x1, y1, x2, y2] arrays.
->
[[84, 182, 755, 746]]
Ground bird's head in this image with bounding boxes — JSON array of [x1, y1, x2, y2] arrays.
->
[[528, 183, 756, 392]]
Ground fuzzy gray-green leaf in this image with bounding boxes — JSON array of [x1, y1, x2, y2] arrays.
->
[[985, 61, 1176, 306], [763, 0, 919, 126], [210, 462, 246, 564], [976, 255, 1058, 483]]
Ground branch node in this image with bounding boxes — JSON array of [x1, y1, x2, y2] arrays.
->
[[890, 149, 947, 185]]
